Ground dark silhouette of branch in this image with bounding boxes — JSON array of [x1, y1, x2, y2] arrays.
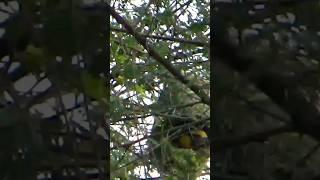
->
[[213, 124, 293, 152], [214, 19, 320, 142], [296, 143, 320, 166], [213, 173, 249, 180], [235, 93, 290, 123]]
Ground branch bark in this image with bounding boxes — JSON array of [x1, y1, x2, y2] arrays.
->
[[107, 3, 210, 105]]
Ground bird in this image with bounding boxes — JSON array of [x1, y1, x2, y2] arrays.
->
[[176, 129, 209, 150]]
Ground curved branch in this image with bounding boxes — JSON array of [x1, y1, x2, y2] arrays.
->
[[213, 124, 293, 152], [107, 3, 210, 105]]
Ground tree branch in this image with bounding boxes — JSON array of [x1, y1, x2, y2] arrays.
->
[[111, 27, 209, 47], [213, 124, 293, 152], [108, 3, 210, 105]]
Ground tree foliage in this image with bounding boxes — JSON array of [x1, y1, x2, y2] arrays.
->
[[110, 0, 210, 179]]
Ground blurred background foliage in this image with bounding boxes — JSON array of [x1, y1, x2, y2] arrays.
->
[[0, 0, 107, 179], [214, 1, 320, 180]]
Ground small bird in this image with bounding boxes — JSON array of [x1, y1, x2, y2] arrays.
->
[[177, 129, 209, 150]]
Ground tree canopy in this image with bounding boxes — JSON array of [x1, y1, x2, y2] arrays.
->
[[109, 0, 210, 179]]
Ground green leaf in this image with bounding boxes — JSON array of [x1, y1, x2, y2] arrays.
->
[[116, 54, 129, 64], [116, 75, 126, 84], [134, 84, 146, 96], [81, 72, 106, 100], [158, 10, 174, 25], [155, 41, 170, 56], [23, 45, 48, 71], [125, 36, 137, 48], [190, 22, 206, 33], [123, 64, 137, 79]]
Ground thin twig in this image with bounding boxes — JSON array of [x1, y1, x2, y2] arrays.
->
[[111, 27, 209, 47]]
